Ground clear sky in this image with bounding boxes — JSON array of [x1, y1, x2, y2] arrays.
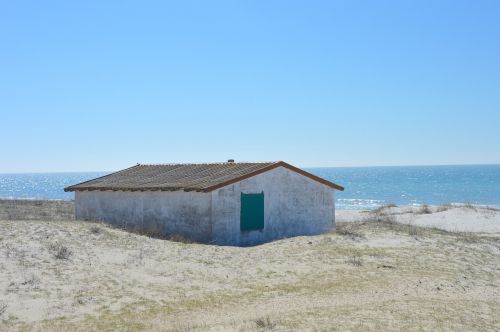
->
[[1, 1, 499, 173]]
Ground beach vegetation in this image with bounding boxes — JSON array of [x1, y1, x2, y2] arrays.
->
[[89, 225, 102, 234], [436, 204, 453, 212], [335, 223, 365, 240], [345, 254, 363, 267], [0, 302, 7, 317], [48, 242, 72, 260], [463, 202, 478, 211], [254, 316, 278, 330], [418, 204, 432, 214]]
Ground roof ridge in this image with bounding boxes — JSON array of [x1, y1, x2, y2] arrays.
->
[[139, 161, 279, 166]]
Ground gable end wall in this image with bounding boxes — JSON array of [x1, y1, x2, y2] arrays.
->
[[210, 166, 335, 246]]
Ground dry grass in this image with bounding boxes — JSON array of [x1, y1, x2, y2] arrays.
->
[[48, 242, 72, 260], [345, 254, 363, 267], [417, 204, 432, 214], [0, 199, 74, 221], [436, 203, 453, 212], [89, 225, 102, 235], [371, 203, 397, 214], [0, 302, 7, 317], [407, 223, 421, 237], [369, 208, 397, 224], [127, 224, 196, 243], [463, 202, 479, 211], [254, 316, 278, 330], [335, 223, 365, 240], [165, 234, 195, 244], [435, 203, 496, 213], [455, 231, 480, 243]]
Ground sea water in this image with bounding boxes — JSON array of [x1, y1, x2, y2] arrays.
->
[[0, 172, 106, 201], [0, 165, 499, 210], [308, 164, 500, 209]]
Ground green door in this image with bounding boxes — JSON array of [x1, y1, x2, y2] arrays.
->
[[240, 192, 264, 231]]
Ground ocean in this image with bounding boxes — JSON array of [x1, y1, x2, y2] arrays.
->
[[0, 165, 499, 210]]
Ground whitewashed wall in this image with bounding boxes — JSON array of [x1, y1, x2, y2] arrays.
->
[[211, 166, 335, 246], [74, 166, 336, 246], [75, 190, 212, 242]]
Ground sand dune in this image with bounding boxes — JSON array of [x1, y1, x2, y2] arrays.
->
[[338, 204, 500, 233], [0, 201, 499, 331]]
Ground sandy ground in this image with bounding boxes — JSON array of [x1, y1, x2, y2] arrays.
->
[[0, 202, 499, 331], [337, 204, 500, 233]]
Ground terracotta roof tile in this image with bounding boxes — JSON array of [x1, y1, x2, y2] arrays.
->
[[64, 161, 344, 192]]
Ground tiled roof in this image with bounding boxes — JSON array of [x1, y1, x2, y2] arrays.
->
[[64, 161, 344, 192]]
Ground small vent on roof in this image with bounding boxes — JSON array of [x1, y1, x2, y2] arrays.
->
[[227, 159, 235, 163]]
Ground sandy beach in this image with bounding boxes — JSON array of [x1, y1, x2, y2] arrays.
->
[[337, 204, 500, 233], [0, 200, 499, 331]]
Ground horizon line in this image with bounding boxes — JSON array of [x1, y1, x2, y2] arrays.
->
[[1, 162, 500, 175]]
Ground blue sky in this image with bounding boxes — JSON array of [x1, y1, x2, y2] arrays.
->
[[1, 1, 499, 172]]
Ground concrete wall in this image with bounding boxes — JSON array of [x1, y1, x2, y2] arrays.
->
[[75, 190, 212, 242], [211, 166, 335, 246]]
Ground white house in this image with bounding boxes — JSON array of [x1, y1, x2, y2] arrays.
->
[[65, 161, 344, 246]]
